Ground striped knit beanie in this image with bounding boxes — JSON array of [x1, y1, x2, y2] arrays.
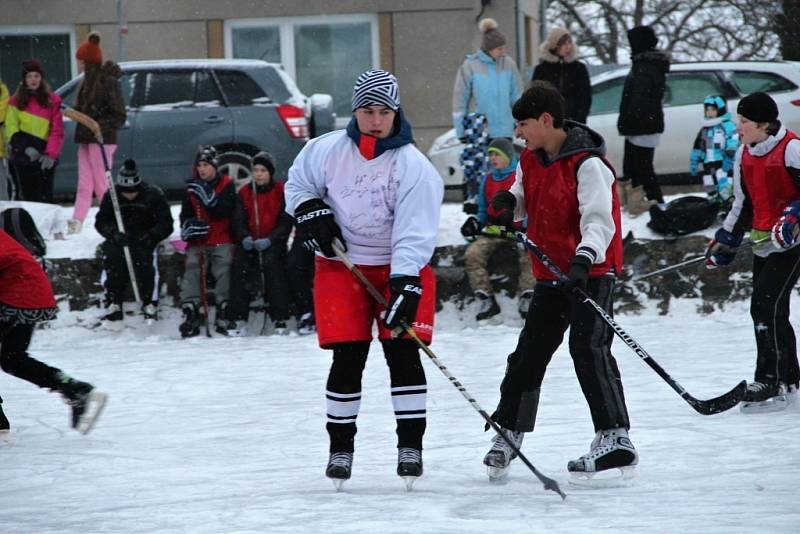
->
[[351, 69, 400, 111]]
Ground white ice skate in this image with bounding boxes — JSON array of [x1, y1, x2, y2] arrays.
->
[[568, 428, 638, 488], [740, 384, 796, 414], [483, 428, 524, 483]]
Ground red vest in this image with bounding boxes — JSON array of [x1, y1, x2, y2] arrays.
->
[[0, 230, 56, 310], [520, 149, 623, 281], [238, 182, 285, 239], [194, 174, 233, 246], [741, 130, 800, 231], [484, 170, 517, 222]]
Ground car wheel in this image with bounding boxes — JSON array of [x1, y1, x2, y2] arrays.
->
[[217, 150, 253, 191]]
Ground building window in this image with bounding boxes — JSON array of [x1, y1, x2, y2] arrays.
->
[[226, 15, 378, 122], [0, 27, 75, 91]]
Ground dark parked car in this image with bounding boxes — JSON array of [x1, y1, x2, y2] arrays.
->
[[54, 59, 335, 197]]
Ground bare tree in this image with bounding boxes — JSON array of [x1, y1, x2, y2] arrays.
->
[[546, 0, 782, 64], [777, 0, 800, 60]]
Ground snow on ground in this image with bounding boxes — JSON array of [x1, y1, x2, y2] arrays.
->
[[1, 298, 799, 533]]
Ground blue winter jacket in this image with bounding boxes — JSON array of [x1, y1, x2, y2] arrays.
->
[[452, 50, 522, 139], [689, 113, 739, 175]]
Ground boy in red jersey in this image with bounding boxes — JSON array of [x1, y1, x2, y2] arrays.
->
[[705, 92, 800, 412], [483, 81, 636, 484]]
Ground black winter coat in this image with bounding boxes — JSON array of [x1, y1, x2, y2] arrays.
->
[[532, 60, 592, 123], [617, 50, 670, 136], [95, 183, 174, 248]]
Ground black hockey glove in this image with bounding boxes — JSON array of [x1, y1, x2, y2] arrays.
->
[[460, 215, 482, 238], [383, 275, 423, 332], [181, 217, 209, 242], [109, 231, 129, 247], [564, 253, 591, 293], [294, 198, 345, 258], [186, 179, 218, 208], [488, 190, 516, 228]]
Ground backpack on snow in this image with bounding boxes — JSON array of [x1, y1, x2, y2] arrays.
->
[[647, 195, 719, 237], [0, 207, 47, 257]]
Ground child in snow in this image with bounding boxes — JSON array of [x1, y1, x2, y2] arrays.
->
[[689, 95, 739, 208], [285, 69, 443, 489], [484, 81, 636, 484], [705, 92, 800, 411], [226, 151, 293, 336], [460, 137, 534, 323]]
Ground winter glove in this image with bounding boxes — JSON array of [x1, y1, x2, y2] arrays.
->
[[705, 227, 743, 268], [460, 215, 481, 238], [241, 236, 255, 251], [383, 275, 423, 332], [40, 155, 56, 170], [462, 201, 478, 215], [488, 190, 516, 228], [24, 146, 41, 162], [294, 198, 345, 258], [181, 217, 209, 242], [186, 180, 218, 207], [109, 231, 129, 247], [771, 200, 800, 250], [254, 237, 271, 252], [564, 254, 592, 293]]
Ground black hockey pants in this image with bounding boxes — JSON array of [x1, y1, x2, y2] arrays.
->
[[227, 246, 289, 322], [0, 322, 64, 391], [286, 233, 315, 317], [102, 241, 157, 305]]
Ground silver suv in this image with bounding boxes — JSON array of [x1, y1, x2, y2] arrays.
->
[[54, 59, 335, 196]]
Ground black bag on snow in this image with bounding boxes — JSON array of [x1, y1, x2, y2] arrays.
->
[[0, 207, 47, 257], [647, 195, 719, 237]]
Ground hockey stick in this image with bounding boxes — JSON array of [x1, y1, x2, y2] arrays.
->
[[251, 179, 269, 335], [331, 242, 566, 499], [515, 232, 746, 416], [189, 195, 212, 337], [76, 107, 143, 308], [633, 237, 770, 281]]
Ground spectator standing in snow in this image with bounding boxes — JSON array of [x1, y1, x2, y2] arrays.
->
[[705, 92, 800, 410], [460, 137, 535, 323], [453, 18, 523, 213], [94, 159, 173, 324], [532, 27, 591, 124], [617, 25, 670, 212], [689, 95, 739, 209], [483, 81, 636, 483], [5, 59, 64, 203], [0, 79, 10, 200], [285, 69, 443, 488], [68, 32, 127, 234], [226, 151, 293, 336]]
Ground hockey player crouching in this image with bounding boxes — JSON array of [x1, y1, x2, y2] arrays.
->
[[285, 69, 443, 490], [95, 159, 174, 323], [484, 81, 637, 485]]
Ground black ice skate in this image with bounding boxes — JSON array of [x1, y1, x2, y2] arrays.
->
[[568, 428, 638, 488], [397, 448, 423, 490], [325, 452, 353, 491], [296, 313, 316, 336], [741, 383, 795, 414], [483, 428, 524, 483], [0, 396, 9, 434], [60, 377, 108, 435], [273, 320, 289, 336], [179, 303, 202, 338], [475, 291, 501, 324]]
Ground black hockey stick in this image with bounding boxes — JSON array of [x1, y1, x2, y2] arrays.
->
[[331, 242, 566, 499], [516, 232, 746, 416]]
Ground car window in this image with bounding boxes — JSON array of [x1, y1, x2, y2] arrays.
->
[[259, 67, 293, 103], [141, 70, 194, 107], [664, 72, 725, 108], [730, 70, 797, 94], [590, 77, 625, 115], [194, 70, 223, 107], [59, 72, 136, 109], [215, 70, 270, 106]]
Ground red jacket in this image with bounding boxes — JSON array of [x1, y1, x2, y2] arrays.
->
[[0, 230, 56, 310], [238, 181, 285, 239]]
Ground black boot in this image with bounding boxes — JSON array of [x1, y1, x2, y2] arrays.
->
[[214, 301, 236, 336], [0, 396, 9, 432], [179, 303, 202, 338]]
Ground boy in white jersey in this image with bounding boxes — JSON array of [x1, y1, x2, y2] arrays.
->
[[285, 70, 443, 489]]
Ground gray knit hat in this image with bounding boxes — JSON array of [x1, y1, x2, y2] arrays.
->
[[116, 159, 142, 190], [480, 18, 507, 52], [351, 69, 400, 111]]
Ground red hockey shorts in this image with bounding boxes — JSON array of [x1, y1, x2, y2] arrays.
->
[[314, 257, 436, 348]]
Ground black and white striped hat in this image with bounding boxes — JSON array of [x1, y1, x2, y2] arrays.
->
[[351, 69, 400, 111]]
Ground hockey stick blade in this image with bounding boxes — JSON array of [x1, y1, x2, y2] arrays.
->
[[686, 380, 747, 415]]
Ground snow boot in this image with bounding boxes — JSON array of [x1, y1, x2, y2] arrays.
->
[[475, 291, 501, 323], [296, 312, 316, 335], [103, 302, 123, 322], [568, 428, 638, 486], [517, 290, 533, 320], [397, 448, 423, 490], [179, 303, 202, 338], [0, 396, 9, 433], [226, 320, 248, 337], [483, 428, 524, 482], [214, 302, 236, 336], [326, 452, 353, 490], [59, 375, 108, 435]]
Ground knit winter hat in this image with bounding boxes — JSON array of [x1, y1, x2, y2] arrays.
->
[[737, 92, 779, 123], [21, 59, 44, 80], [627, 25, 658, 56], [195, 146, 219, 168], [251, 151, 275, 176], [487, 137, 514, 164], [76, 31, 103, 65], [352, 69, 400, 111], [703, 95, 728, 116], [479, 18, 507, 52], [116, 159, 142, 190]]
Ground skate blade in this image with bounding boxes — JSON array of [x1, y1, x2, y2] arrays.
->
[[487, 465, 511, 484], [330, 478, 346, 492], [568, 466, 637, 489], [478, 316, 503, 327], [145, 318, 155, 326], [76, 391, 108, 435], [740, 394, 793, 414], [401, 475, 420, 491]]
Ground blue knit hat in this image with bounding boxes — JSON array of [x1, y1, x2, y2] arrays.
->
[[351, 69, 400, 111]]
